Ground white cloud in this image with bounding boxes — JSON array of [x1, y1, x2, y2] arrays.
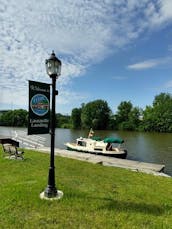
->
[[127, 57, 172, 70], [128, 59, 159, 70], [143, 0, 172, 28], [1, 0, 172, 112]]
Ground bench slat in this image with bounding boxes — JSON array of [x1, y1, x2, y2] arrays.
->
[[2, 143, 24, 160]]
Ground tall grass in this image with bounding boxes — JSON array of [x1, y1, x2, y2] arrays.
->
[[0, 147, 172, 228]]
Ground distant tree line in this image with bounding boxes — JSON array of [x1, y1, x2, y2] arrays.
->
[[0, 93, 172, 132], [0, 109, 71, 129], [71, 93, 172, 132], [0, 109, 28, 127]]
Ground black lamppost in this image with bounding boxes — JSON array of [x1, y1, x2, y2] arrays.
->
[[40, 51, 63, 199]]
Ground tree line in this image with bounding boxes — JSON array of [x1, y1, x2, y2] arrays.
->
[[0, 92, 172, 132]]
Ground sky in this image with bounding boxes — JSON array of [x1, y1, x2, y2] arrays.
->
[[1, 0, 172, 115]]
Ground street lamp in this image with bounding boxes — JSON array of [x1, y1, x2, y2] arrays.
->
[[40, 51, 63, 200]]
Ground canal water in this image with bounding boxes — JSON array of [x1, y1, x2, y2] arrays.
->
[[0, 127, 172, 176]]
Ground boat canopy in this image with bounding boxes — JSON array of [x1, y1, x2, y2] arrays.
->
[[103, 137, 124, 144]]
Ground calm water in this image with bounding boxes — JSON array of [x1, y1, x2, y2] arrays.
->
[[1, 127, 172, 175]]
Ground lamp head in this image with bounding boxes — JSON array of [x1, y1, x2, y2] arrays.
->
[[45, 51, 61, 78]]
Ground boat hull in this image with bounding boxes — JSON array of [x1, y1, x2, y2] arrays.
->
[[66, 145, 127, 159]]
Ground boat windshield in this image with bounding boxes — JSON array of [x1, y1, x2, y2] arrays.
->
[[77, 139, 86, 147]]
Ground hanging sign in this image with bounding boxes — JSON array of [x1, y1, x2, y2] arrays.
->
[[28, 80, 50, 135]]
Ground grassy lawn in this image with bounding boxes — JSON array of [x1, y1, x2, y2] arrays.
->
[[0, 147, 172, 229]]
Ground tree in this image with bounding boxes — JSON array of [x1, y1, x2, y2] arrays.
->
[[142, 93, 172, 132], [115, 101, 142, 130], [115, 101, 132, 130], [71, 108, 82, 129], [142, 105, 155, 132], [128, 107, 142, 131], [0, 109, 28, 126], [56, 113, 71, 128], [13, 109, 28, 126], [81, 100, 111, 130], [108, 115, 118, 130], [116, 101, 133, 123]]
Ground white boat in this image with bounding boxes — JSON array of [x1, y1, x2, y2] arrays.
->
[[65, 131, 127, 159]]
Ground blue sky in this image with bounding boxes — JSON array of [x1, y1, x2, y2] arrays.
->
[[1, 0, 172, 114]]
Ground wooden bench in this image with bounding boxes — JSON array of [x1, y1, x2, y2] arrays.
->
[[0, 138, 24, 160]]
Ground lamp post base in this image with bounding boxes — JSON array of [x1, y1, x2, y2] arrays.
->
[[40, 190, 63, 200]]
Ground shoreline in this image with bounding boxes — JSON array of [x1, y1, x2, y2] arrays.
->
[[36, 147, 171, 178]]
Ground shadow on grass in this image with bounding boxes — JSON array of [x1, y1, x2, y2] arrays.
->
[[64, 191, 169, 216], [99, 198, 168, 216]]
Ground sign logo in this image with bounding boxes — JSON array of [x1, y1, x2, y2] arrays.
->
[[30, 94, 49, 116]]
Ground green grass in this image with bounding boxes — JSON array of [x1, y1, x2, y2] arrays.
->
[[0, 147, 172, 229]]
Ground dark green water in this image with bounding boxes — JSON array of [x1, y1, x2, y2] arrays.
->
[[1, 127, 172, 175]]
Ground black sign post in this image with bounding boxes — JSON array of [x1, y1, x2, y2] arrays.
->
[[28, 80, 50, 135]]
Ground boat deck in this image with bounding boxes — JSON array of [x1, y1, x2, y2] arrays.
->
[[37, 147, 167, 176]]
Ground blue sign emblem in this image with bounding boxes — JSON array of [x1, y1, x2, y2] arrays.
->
[[30, 94, 49, 116]]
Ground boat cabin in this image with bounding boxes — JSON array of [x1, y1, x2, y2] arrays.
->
[[76, 137, 95, 148], [75, 137, 125, 152], [77, 138, 87, 147]]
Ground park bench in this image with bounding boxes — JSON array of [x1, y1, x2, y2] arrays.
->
[[0, 138, 24, 160]]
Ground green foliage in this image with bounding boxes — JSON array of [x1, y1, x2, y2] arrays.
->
[[71, 108, 82, 129], [128, 107, 142, 131], [0, 109, 28, 127], [115, 101, 141, 131], [116, 101, 133, 123], [142, 93, 172, 132], [108, 115, 118, 129], [59, 93, 172, 132], [81, 100, 111, 130], [1, 147, 172, 228], [56, 113, 71, 128], [142, 106, 155, 132]]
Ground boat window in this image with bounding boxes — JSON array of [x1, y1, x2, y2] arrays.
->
[[77, 141, 86, 147]]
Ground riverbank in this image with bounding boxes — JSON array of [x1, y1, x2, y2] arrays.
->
[[37, 147, 170, 177], [1, 126, 172, 175]]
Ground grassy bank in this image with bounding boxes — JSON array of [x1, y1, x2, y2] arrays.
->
[[0, 147, 172, 229]]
